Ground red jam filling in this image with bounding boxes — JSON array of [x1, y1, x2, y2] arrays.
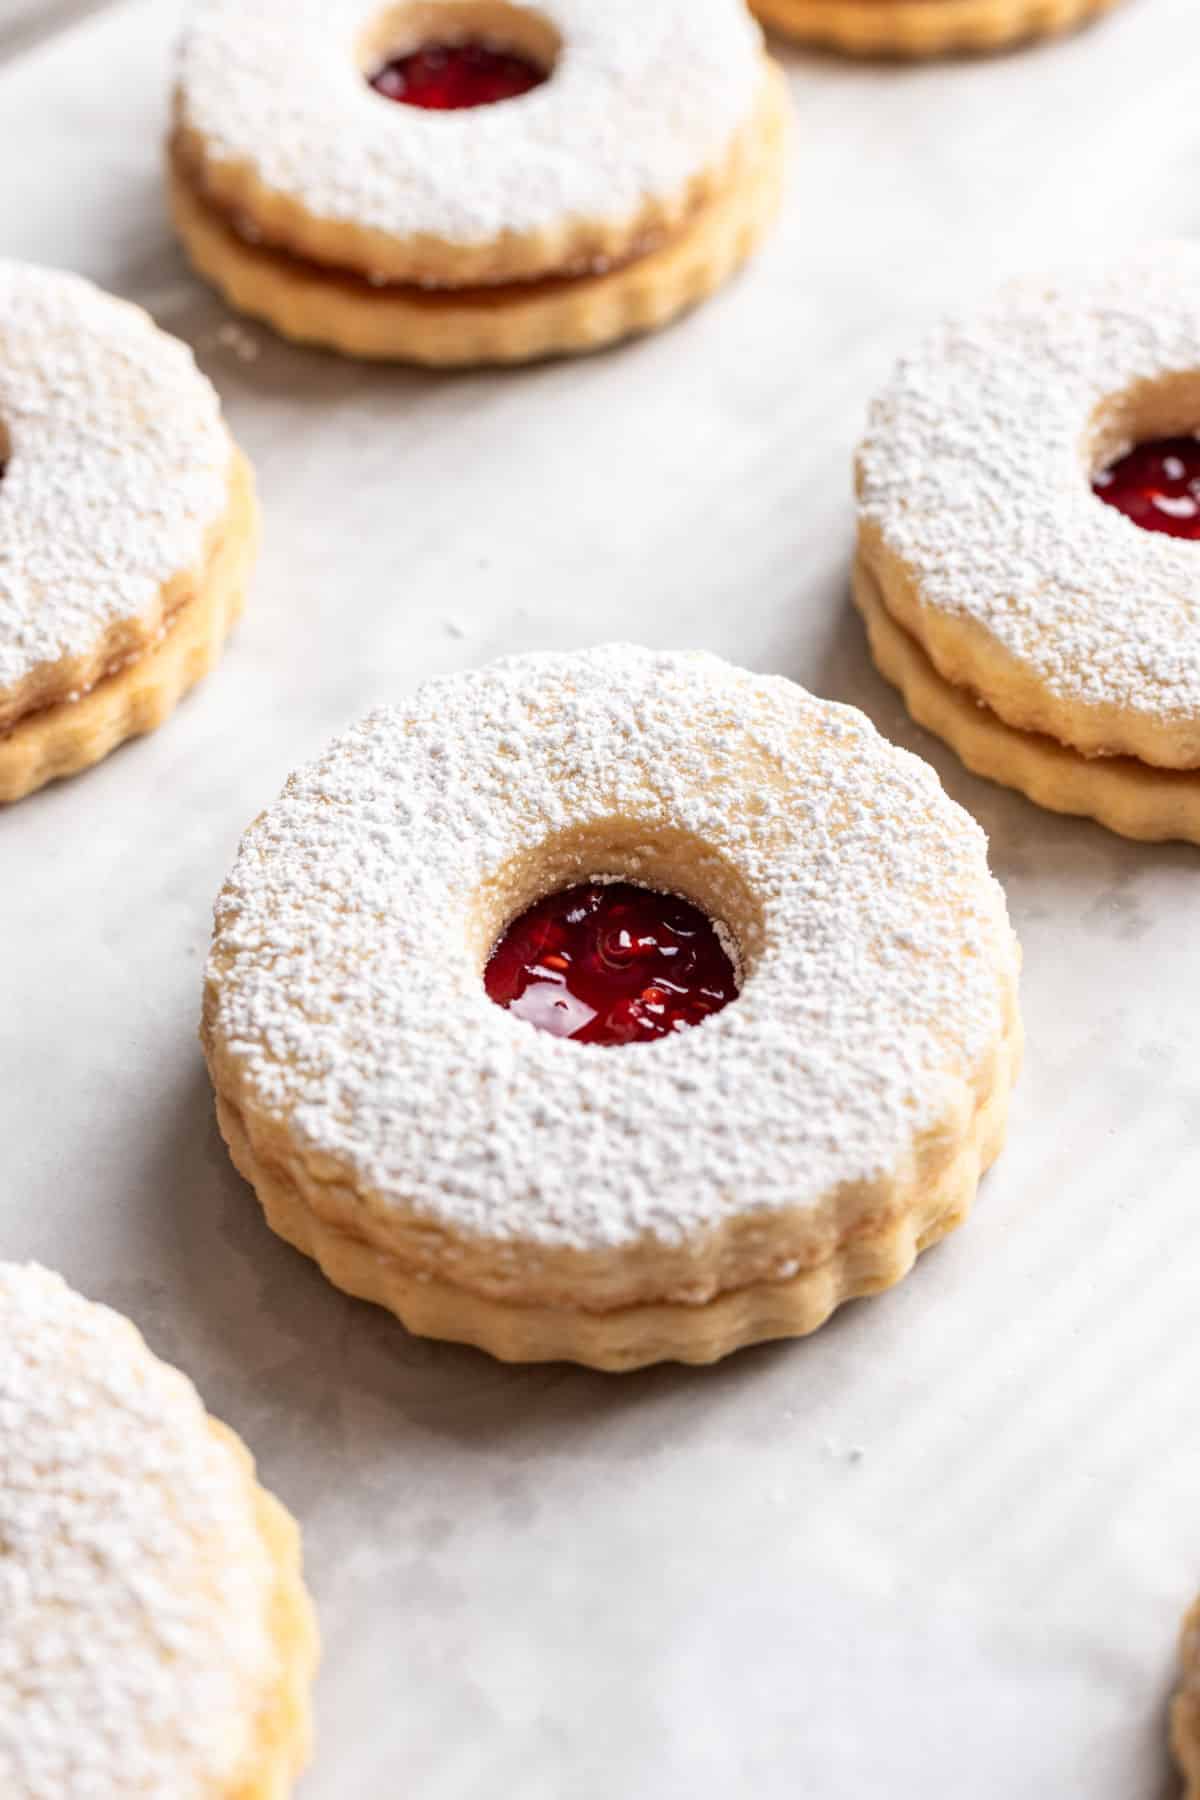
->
[[1093, 435, 1200, 540], [370, 42, 547, 110], [485, 881, 739, 1046]]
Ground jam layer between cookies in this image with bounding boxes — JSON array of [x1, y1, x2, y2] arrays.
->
[[167, 143, 713, 302]]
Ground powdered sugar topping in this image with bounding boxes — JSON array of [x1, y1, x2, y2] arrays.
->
[[176, 0, 763, 251], [0, 262, 231, 697], [857, 241, 1200, 729], [0, 1264, 275, 1799], [207, 646, 1016, 1258]]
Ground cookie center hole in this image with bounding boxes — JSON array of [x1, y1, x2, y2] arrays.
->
[[1093, 436, 1200, 540], [1088, 374, 1200, 541], [485, 881, 741, 1046], [363, 3, 557, 110]]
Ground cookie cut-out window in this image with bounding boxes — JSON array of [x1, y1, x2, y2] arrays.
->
[[362, 4, 558, 109]]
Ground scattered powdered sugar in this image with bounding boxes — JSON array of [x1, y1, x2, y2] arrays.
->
[[0, 262, 231, 696], [216, 319, 262, 363], [207, 646, 1016, 1255], [0, 1264, 274, 1799], [176, 0, 763, 251], [857, 241, 1200, 725]]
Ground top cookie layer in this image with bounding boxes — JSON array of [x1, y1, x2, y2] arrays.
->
[[856, 242, 1200, 768], [204, 645, 1016, 1298], [173, 0, 766, 286], [0, 263, 232, 726], [0, 1264, 275, 1800]]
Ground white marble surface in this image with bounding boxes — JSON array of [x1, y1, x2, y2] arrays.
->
[[3, 2, 1200, 1794], [0, 0, 44, 28], [0, 0, 109, 55]]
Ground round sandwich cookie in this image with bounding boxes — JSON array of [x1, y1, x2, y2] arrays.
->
[[202, 645, 1021, 1371], [169, 0, 791, 365], [0, 262, 255, 804], [749, 0, 1121, 58], [855, 242, 1200, 844], [0, 1263, 316, 1799]]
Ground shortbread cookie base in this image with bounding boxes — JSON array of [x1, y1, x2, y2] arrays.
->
[[0, 451, 255, 803], [169, 66, 789, 367], [205, 953, 1020, 1317], [858, 514, 1200, 772], [0, 264, 235, 732], [1174, 1594, 1200, 1800], [213, 1420, 318, 1800], [211, 1008, 1019, 1371], [854, 555, 1200, 844], [750, 0, 1119, 54]]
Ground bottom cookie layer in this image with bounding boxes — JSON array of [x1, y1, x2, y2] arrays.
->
[[214, 1420, 319, 1800], [0, 452, 256, 803], [168, 67, 789, 367], [750, 0, 1120, 54], [212, 1011, 1019, 1370], [853, 556, 1200, 845]]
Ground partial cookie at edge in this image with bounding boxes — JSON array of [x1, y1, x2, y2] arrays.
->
[[1174, 1593, 1200, 1800], [0, 451, 256, 804], [212, 1420, 319, 1799], [750, 0, 1120, 54], [0, 1264, 317, 1799]]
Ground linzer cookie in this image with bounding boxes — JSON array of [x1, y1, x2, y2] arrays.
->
[[0, 262, 255, 804], [749, 0, 1121, 56], [855, 242, 1200, 844], [202, 645, 1021, 1371], [0, 1263, 316, 1799], [169, 0, 791, 365]]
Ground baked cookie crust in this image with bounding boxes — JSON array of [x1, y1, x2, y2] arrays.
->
[[0, 451, 256, 803], [203, 646, 1021, 1369], [1175, 1594, 1200, 1800], [173, 0, 769, 289], [750, 0, 1121, 55], [214, 1420, 319, 1800], [169, 64, 790, 367], [0, 262, 240, 733], [853, 555, 1200, 844], [213, 1010, 1018, 1370], [0, 1264, 317, 1799]]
